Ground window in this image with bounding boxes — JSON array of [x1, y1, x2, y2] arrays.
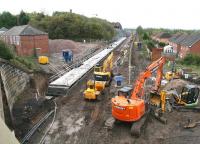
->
[[10, 36, 13, 44], [16, 36, 20, 45], [94, 74, 109, 81], [13, 36, 16, 44]]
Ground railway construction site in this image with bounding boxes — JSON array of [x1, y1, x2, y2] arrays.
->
[[1, 34, 200, 144], [2, 1, 200, 143]]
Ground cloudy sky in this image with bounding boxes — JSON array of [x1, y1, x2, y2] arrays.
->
[[0, 0, 199, 29]]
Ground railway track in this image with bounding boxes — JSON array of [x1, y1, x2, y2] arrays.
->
[[20, 37, 131, 144]]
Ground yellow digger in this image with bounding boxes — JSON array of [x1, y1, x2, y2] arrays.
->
[[165, 60, 180, 81], [94, 52, 113, 87], [83, 80, 101, 100], [84, 52, 113, 100]]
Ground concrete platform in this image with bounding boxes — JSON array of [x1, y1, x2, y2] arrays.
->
[[46, 37, 126, 96]]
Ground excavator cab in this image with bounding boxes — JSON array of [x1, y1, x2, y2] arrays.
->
[[94, 63, 103, 72], [118, 86, 133, 99], [87, 80, 95, 89], [94, 63, 111, 87]]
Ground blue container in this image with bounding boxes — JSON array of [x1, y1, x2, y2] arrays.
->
[[62, 50, 73, 63], [114, 75, 124, 87]]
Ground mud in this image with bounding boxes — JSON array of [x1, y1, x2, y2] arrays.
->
[[14, 38, 200, 144], [12, 72, 53, 140]]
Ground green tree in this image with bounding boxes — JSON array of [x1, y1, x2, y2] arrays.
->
[[158, 42, 166, 47], [143, 32, 150, 40], [181, 54, 200, 66], [136, 25, 144, 39], [146, 40, 155, 51], [29, 12, 116, 40], [0, 11, 17, 28], [18, 11, 30, 25], [0, 40, 14, 60]]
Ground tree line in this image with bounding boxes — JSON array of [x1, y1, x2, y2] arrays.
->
[[0, 11, 116, 40], [0, 11, 29, 28]]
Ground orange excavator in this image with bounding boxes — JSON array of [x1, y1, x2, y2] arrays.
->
[[111, 56, 167, 136]]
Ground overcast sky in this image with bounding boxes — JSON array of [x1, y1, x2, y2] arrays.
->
[[0, 0, 199, 30]]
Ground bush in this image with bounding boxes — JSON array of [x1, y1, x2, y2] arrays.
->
[[158, 42, 166, 47], [0, 40, 14, 60], [145, 40, 155, 51], [180, 54, 200, 66], [143, 32, 150, 40]]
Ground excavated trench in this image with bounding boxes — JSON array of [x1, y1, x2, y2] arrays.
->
[[12, 72, 54, 140], [10, 37, 200, 144]]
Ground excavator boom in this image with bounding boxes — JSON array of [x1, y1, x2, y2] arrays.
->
[[131, 57, 166, 99], [112, 56, 167, 123]]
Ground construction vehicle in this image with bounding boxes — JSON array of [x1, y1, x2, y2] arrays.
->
[[165, 71, 180, 81], [84, 52, 113, 100], [38, 56, 49, 64], [83, 80, 102, 100], [94, 52, 113, 87], [166, 84, 199, 107], [164, 58, 180, 81], [112, 56, 167, 136]]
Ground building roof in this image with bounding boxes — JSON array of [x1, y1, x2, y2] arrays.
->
[[155, 32, 172, 39], [1, 25, 47, 36], [160, 32, 172, 39], [0, 27, 8, 35], [169, 34, 183, 43], [0, 27, 8, 32], [180, 33, 200, 47], [175, 34, 188, 44], [169, 33, 200, 47]]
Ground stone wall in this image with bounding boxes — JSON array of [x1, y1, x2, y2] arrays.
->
[[0, 64, 29, 111]]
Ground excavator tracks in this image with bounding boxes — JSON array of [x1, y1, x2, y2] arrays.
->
[[130, 112, 149, 137]]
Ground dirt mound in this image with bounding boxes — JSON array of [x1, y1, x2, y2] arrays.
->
[[164, 79, 188, 93], [49, 39, 78, 53]]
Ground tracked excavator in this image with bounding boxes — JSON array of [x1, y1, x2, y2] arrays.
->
[[84, 52, 113, 100], [112, 55, 170, 136], [111, 52, 200, 136], [94, 52, 113, 88]]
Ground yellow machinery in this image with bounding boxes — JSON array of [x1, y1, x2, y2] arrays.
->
[[165, 71, 179, 81], [94, 52, 113, 88], [38, 56, 49, 64], [84, 52, 113, 100], [165, 60, 180, 81], [83, 80, 101, 100]]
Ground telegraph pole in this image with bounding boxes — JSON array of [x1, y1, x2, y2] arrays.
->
[[128, 36, 133, 85]]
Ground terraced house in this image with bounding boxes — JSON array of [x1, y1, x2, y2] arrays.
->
[[151, 32, 172, 44], [0, 25, 49, 56], [169, 33, 200, 58]]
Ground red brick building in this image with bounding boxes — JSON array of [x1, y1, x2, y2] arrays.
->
[[0, 25, 49, 56], [151, 48, 163, 61], [169, 34, 188, 54], [151, 32, 172, 44], [169, 33, 200, 58]]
